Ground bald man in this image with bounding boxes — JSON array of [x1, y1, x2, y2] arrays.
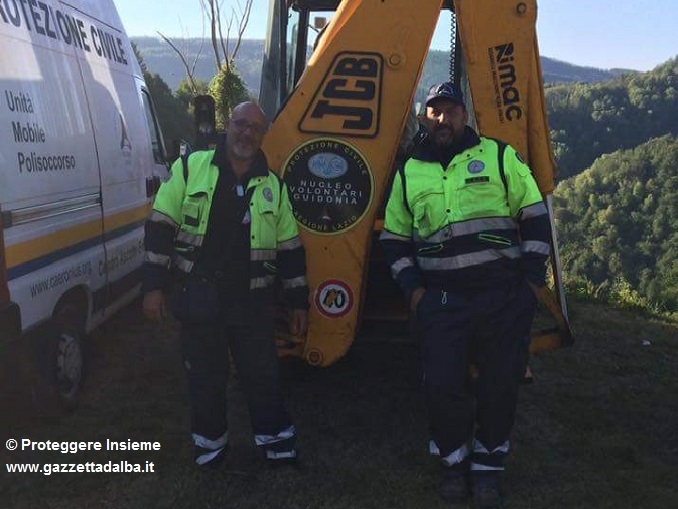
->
[[143, 102, 309, 469]]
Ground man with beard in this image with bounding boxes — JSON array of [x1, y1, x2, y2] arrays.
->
[[380, 83, 550, 508], [142, 101, 309, 469]]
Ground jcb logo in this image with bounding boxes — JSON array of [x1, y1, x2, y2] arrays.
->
[[300, 52, 383, 138]]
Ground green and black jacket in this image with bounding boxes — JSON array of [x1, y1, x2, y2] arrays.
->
[[143, 142, 309, 310], [380, 127, 550, 301]]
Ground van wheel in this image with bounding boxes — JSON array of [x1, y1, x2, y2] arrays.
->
[[55, 328, 83, 409], [51, 303, 85, 410]]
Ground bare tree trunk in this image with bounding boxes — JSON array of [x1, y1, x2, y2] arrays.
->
[[217, 0, 230, 73], [231, 0, 253, 62], [158, 0, 254, 92], [157, 32, 200, 93], [207, 0, 222, 70]]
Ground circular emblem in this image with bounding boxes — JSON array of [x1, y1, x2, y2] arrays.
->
[[282, 139, 374, 235], [467, 160, 485, 174], [314, 279, 354, 318], [263, 187, 273, 202]]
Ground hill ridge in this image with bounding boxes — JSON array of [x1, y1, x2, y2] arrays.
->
[[132, 36, 635, 94]]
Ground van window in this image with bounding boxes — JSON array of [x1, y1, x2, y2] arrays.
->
[[141, 90, 165, 164]]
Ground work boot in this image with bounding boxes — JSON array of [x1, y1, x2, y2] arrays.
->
[[439, 468, 469, 505], [471, 472, 502, 508]]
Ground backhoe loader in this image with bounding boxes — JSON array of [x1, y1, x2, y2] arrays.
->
[[257, 0, 572, 366]]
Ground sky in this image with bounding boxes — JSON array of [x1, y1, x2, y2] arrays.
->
[[115, 0, 678, 72]]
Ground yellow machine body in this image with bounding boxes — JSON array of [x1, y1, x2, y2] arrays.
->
[[261, 0, 572, 366]]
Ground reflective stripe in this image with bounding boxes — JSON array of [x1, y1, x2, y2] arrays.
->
[[521, 240, 550, 255], [282, 275, 307, 289], [149, 210, 179, 228], [380, 230, 411, 242], [173, 255, 194, 274], [417, 246, 521, 271], [265, 449, 297, 460], [429, 440, 470, 467], [250, 275, 276, 290], [144, 251, 172, 267], [195, 448, 225, 466], [422, 217, 517, 244], [441, 444, 470, 467], [391, 256, 416, 278], [277, 236, 303, 251], [176, 229, 203, 246], [519, 201, 548, 219], [251, 249, 276, 261], [254, 425, 296, 446], [192, 431, 228, 451], [470, 439, 508, 471]]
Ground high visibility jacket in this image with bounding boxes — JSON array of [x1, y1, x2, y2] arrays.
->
[[380, 128, 551, 301], [143, 145, 309, 309]]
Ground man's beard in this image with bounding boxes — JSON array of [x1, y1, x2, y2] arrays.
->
[[231, 141, 256, 160], [433, 127, 457, 148]]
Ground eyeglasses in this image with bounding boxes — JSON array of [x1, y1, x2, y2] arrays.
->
[[230, 118, 268, 135]]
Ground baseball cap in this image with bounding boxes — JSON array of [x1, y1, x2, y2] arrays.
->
[[425, 82, 465, 107]]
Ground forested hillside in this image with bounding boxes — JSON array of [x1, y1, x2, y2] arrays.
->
[[554, 134, 678, 312], [549, 59, 678, 314], [547, 58, 678, 179]]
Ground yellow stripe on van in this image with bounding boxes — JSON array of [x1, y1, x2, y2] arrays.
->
[[6, 220, 103, 269], [103, 203, 152, 233], [5, 204, 152, 269]]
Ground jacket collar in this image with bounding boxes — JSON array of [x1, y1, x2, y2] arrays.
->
[[413, 126, 481, 164], [211, 133, 269, 179]]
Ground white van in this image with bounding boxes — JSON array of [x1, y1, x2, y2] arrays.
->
[[0, 0, 167, 407]]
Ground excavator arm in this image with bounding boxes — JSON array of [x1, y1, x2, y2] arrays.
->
[[260, 0, 572, 366]]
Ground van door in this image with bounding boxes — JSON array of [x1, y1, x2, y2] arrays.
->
[[1, 16, 106, 335], [73, 21, 166, 321]]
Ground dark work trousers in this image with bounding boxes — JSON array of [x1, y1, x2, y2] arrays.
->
[[417, 278, 536, 471], [180, 294, 296, 462]]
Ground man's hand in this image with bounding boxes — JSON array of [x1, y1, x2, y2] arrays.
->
[[289, 308, 308, 337], [410, 287, 426, 314], [143, 290, 166, 322]]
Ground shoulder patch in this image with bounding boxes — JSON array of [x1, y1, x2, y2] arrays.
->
[[467, 160, 485, 174]]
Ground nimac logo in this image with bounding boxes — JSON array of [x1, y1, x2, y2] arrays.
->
[[489, 43, 523, 123]]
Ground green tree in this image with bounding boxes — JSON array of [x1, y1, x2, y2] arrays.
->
[[133, 43, 193, 157], [209, 64, 250, 130]]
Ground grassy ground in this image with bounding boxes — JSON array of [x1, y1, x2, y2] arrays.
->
[[1, 298, 677, 509]]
